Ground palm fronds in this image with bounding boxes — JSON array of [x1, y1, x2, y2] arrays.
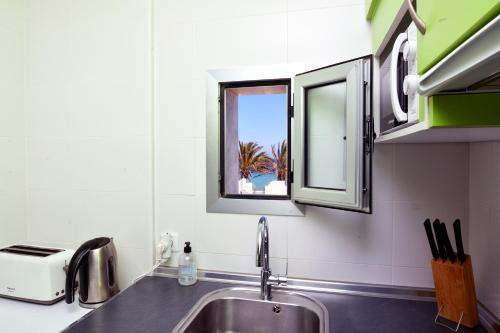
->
[[271, 140, 287, 181], [238, 141, 274, 179]]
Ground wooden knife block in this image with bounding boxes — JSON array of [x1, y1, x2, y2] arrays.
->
[[431, 256, 479, 328]]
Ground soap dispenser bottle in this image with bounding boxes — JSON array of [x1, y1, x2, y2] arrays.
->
[[178, 241, 197, 286]]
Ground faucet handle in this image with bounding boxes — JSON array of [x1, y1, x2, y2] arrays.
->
[[277, 275, 287, 286], [278, 259, 288, 286], [268, 274, 287, 287]]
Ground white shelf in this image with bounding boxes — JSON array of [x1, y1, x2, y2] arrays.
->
[[376, 124, 500, 143]]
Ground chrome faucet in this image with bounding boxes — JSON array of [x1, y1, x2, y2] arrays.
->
[[256, 216, 287, 300]]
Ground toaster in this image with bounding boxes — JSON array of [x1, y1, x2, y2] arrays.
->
[[0, 244, 75, 304]]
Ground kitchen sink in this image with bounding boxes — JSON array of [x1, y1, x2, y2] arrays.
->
[[172, 287, 329, 333]]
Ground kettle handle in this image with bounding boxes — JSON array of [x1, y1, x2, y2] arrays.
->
[[65, 237, 111, 304]]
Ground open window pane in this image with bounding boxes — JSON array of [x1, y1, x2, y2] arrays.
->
[[221, 82, 290, 198], [305, 81, 347, 190], [293, 56, 372, 213]]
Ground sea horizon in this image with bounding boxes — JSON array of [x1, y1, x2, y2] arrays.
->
[[249, 172, 278, 191]]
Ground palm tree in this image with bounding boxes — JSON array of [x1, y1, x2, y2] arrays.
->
[[238, 141, 273, 179], [271, 140, 287, 181]]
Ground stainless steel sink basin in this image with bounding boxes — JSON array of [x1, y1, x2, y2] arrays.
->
[[172, 287, 329, 333]]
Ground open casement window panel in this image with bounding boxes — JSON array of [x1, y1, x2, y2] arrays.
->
[[293, 56, 373, 213], [206, 58, 373, 216]]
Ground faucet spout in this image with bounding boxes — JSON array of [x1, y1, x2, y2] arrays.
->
[[255, 216, 286, 300], [256, 216, 269, 269]]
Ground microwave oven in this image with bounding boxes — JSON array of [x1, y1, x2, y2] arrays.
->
[[379, 23, 420, 134]]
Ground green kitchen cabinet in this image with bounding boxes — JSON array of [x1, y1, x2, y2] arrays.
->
[[367, 0, 500, 143], [366, 0, 404, 54], [417, 0, 500, 74], [365, 0, 373, 17], [367, 0, 500, 73], [376, 93, 500, 143], [428, 94, 500, 128]]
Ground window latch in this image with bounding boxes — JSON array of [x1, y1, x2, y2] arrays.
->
[[364, 115, 375, 154]]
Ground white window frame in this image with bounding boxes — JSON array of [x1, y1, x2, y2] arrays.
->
[[293, 58, 372, 213], [206, 64, 305, 216]]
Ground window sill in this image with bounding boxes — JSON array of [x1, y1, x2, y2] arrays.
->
[[206, 196, 305, 216]]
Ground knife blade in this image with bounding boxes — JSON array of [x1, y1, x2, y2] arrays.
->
[[441, 222, 457, 263], [432, 219, 447, 261], [423, 218, 439, 259], [453, 219, 466, 263]]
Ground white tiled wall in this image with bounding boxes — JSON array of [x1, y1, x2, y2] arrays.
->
[[22, 0, 153, 287], [12, 0, 487, 298], [469, 142, 500, 318], [154, 0, 470, 288], [0, 0, 26, 247]]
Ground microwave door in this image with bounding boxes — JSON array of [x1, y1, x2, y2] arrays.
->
[[397, 52, 408, 118], [379, 50, 408, 133]]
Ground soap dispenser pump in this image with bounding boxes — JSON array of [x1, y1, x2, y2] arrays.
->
[[178, 241, 197, 286]]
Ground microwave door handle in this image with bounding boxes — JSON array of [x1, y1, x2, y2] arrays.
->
[[390, 32, 408, 123]]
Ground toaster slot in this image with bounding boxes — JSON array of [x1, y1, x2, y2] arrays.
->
[[7, 244, 63, 253], [0, 245, 63, 257]]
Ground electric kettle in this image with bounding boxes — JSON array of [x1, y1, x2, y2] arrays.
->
[[65, 237, 120, 308]]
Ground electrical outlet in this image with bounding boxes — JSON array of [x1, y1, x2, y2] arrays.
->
[[161, 232, 179, 252], [158, 232, 173, 260], [170, 232, 179, 252]]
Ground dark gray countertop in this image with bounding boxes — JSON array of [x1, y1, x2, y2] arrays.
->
[[63, 276, 487, 333]]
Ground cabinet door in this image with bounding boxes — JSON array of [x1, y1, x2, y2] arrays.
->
[[292, 57, 373, 213], [368, 0, 405, 54], [417, 0, 500, 74]]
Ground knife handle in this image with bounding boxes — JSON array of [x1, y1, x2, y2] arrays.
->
[[423, 219, 439, 259], [454, 219, 466, 264], [433, 219, 447, 261], [441, 223, 457, 263]]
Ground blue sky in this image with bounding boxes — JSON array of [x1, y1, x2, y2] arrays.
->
[[238, 94, 287, 154]]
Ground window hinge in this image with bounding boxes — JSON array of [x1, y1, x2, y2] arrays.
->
[[364, 115, 375, 154], [290, 171, 294, 183], [289, 105, 294, 118]]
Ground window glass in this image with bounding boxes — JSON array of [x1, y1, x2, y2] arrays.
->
[[222, 84, 289, 197], [305, 81, 347, 190]]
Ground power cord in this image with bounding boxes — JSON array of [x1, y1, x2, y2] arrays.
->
[[132, 259, 166, 284], [133, 234, 174, 284]]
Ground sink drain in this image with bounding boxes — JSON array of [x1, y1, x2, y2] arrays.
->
[[272, 305, 281, 314]]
